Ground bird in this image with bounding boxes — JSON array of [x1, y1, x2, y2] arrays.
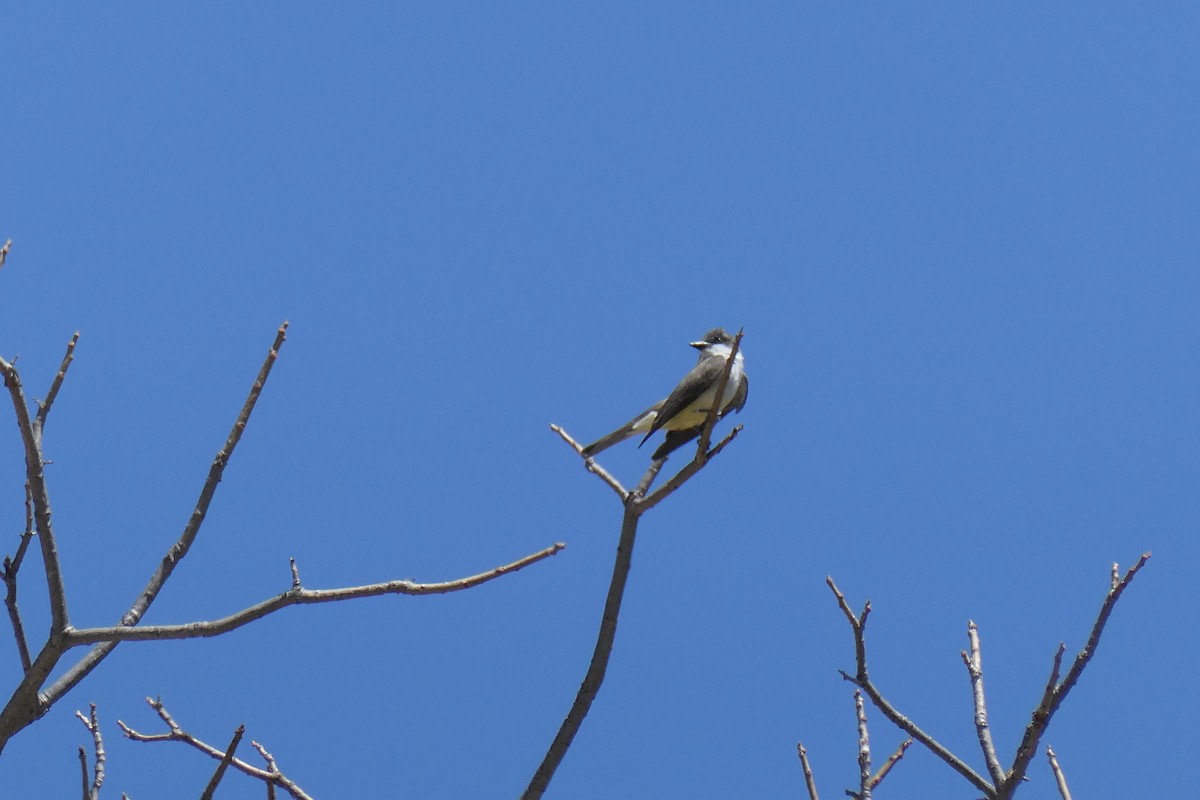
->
[[581, 327, 748, 460]]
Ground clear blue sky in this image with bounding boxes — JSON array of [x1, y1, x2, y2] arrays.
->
[[2, 4, 1195, 798]]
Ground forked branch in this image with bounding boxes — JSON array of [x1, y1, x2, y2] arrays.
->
[[1, 318, 565, 757], [828, 553, 1151, 798], [75, 703, 104, 800], [795, 692, 911, 800], [120, 697, 312, 800]]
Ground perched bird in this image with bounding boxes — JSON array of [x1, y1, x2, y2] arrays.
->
[[582, 328, 748, 460]]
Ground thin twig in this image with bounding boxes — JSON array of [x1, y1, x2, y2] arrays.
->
[[797, 743, 820, 800], [2, 485, 35, 672], [120, 698, 313, 800], [962, 620, 1005, 784], [630, 458, 665, 499], [200, 725, 245, 800], [35, 332, 80, 435], [77, 747, 88, 800], [65, 543, 566, 644], [551, 424, 628, 500], [869, 738, 912, 789], [1046, 745, 1072, 800], [75, 704, 105, 800]]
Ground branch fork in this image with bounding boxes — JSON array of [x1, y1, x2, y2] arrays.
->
[[826, 553, 1151, 799]]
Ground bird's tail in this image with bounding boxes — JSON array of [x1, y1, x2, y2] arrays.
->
[[581, 427, 638, 458], [581, 404, 660, 458]]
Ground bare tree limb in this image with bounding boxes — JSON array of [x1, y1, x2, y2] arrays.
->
[[796, 743, 820, 800], [200, 725, 245, 800], [827, 576, 994, 795], [830, 554, 1150, 799], [0, 319, 568, 756], [1, 333, 79, 679], [2, 485, 35, 672], [636, 424, 741, 514], [797, 693, 909, 800], [0, 346, 75, 748], [77, 746, 88, 800], [551, 424, 628, 500], [850, 690, 872, 800], [1045, 745, 1072, 800], [35, 332, 80, 435], [40, 322, 289, 708], [870, 738, 912, 789], [64, 542, 565, 644], [527, 332, 748, 799], [0, 350, 70, 635], [962, 620, 1005, 785], [522, 503, 642, 799], [1000, 553, 1151, 797], [75, 703, 104, 800], [120, 697, 313, 800]]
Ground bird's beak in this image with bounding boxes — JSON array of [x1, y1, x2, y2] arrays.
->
[[690, 340, 707, 350]]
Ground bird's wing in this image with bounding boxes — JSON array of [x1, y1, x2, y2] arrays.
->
[[642, 356, 726, 440], [725, 374, 748, 415]]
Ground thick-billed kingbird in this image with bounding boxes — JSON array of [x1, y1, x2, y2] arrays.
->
[[581, 327, 748, 460]]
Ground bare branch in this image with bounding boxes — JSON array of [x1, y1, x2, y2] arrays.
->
[[796, 743, 820, 800], [77, 747, 87, 800], [200, 725, 245, 800], [869, 738, 912, 789], [1045, 745, 1072, 800], [630, 457, 665, 499], [0, 352, 74, 748], [1003, 553, 1151, 794], [0, 239, 11, 271], [75, 704, 104, 800], [962, 620, 1004, 784], [826, 577, 870, 678], [3, 485, 35, 672], [0, 352, 70, 634], [523, 505, 641, 799], [551, 424, 628, 500], [65, 542, 566, 644], [636, 424, 741, 514], [41, 323, 289, 706], [120, 698, 313, 800], [827, 577, 993, 795], [852, 691, 871, 800], [35, 332, 80, 435]]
